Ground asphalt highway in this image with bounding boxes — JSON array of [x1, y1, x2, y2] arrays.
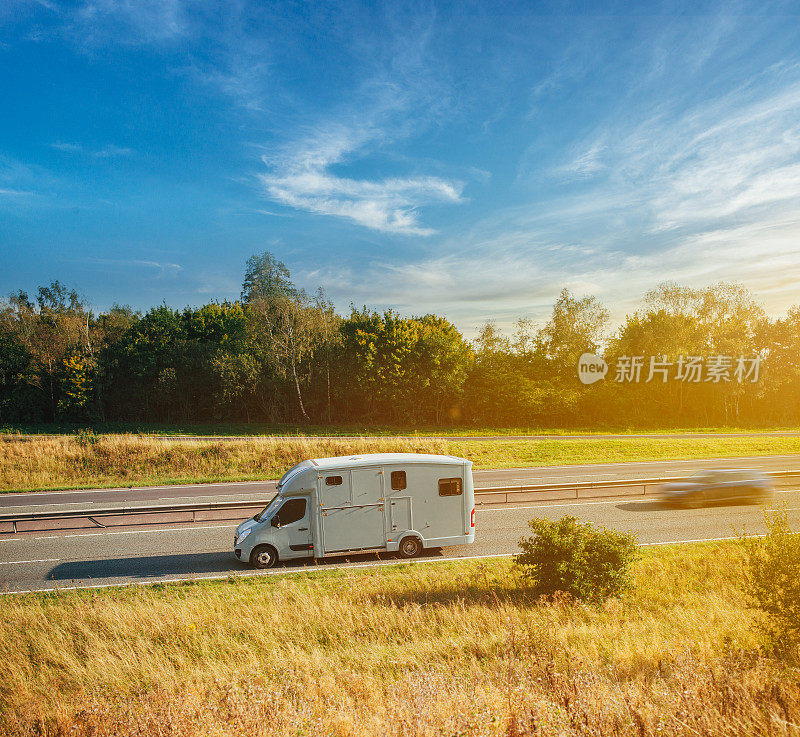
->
[[3, 454, 800, 514], [2, 489, 798, 593]]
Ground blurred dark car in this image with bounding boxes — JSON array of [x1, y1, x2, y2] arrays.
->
[[659, 469, 774, 508]]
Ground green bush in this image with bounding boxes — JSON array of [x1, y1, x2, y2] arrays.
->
[[514, 516, 638, 603], [74, 428, 99, 446], [740, 508, 800, 656]]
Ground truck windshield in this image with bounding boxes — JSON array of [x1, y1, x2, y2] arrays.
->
[[256, 495, 282, 522]]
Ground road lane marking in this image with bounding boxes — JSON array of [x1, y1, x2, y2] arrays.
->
[[1, 504, 78, 509], [0, 533, 767, 596], [480, 499, 652, 511], [0, 553, 514, 594], [0, 558, 59, 565], [0, 524, 235, 542], [157, 495, 267, 501], [643, 535, 760, 546]]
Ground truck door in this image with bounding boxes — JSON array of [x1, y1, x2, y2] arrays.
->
[[435, 474, 466, 537], [320, 468, 385, 553], [384, 467, 412, 538], [271, 497, 312, 554]]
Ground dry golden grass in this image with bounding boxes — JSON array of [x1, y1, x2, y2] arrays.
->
[[5, 433, 800, 493], [0, 434, 450, 492], [1, 543, 798, 735]]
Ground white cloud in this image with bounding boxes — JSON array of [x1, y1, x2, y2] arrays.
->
[[83, 258, 182, 278], [49, 142, 82, 153], [92, 144, 134, 158], [438, 70, 800, 332], [56, 1, 272, 110], [51, 142, 134, 158], [568, 79, 800, 238], [295, 234, 626, 336], [75, 0, 189, 45], [259, 126, 463, 235], [188, 60, 270, 111], [297, 69, 800, 336], [299, 216, 800, 338], [557, 142, 607, 179], [0, 154, 53, 202]]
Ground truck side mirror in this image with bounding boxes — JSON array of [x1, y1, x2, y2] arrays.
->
[[271, 517, 281, 528]]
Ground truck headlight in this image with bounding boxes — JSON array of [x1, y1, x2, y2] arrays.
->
[[236, 529, 252, 545]]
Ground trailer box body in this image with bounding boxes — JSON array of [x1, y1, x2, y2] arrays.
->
[[234, 453, 475, 567]]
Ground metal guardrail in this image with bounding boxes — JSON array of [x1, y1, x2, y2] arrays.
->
[[474, 476, 684, 504], [475, 469, 800, 503], [0, 499, 266, 534], [0, 498, 262, 522], [2, 470, 799, 533]]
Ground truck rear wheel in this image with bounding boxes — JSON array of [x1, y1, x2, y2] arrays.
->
[[250, 545, 278, 569], [398, 536, 422, 559]]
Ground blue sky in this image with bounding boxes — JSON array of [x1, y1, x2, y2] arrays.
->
[[3, 1, 800, 335]]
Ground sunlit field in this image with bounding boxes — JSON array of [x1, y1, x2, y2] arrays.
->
[[3, 433, 800, 493], [0, 543, 797, 736]]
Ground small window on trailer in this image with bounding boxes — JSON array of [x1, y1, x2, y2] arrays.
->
[[390, 471, 407, 490], [325, 475, 343, 486], [438, 477, 462, 497]]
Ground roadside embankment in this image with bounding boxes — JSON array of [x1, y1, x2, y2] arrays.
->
[[0, 543, 797, 735], [3, 433, 800, 493]]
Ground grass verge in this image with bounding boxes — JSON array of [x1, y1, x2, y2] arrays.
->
[[0, 542, 797, 735], [3, 434, 800, 493]]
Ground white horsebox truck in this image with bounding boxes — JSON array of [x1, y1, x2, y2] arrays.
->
[[234, 453, 476, 568]]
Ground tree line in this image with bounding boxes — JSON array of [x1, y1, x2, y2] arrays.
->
[[1, 252, 798, 428]]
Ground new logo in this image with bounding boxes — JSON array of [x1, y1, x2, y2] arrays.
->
[[577, 353, 607, 385]]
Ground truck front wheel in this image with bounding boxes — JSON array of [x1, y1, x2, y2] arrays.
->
[[250, 545, 278, 569], [398, 536, 422, 559]]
